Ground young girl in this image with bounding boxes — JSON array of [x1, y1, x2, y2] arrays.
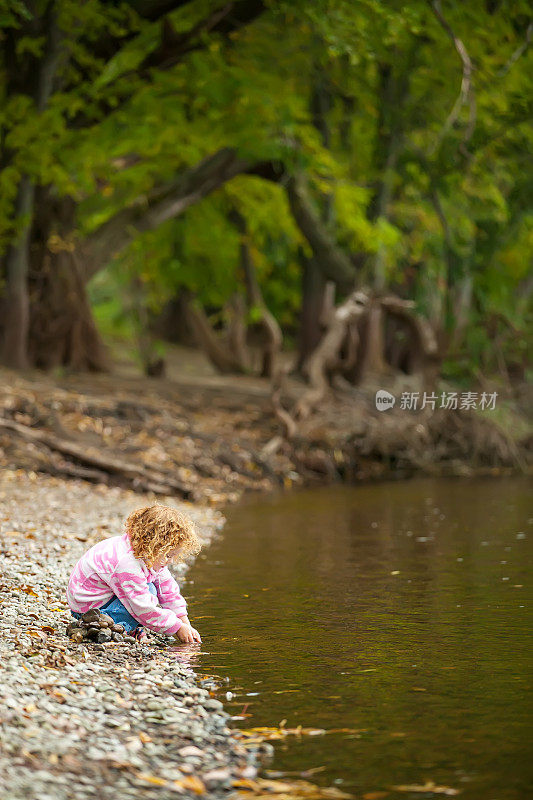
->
[[67, 505, 202, 643]]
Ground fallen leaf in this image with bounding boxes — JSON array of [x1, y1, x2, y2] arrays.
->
[[136, 773, 168, 786], [231, 777, 353, 798], [181, 775, 206, 794], [391, 780, 460, 796], [328, 729, 367, 734], [232, 778, 260, 790]]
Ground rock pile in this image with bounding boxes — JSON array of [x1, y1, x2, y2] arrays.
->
[[66, 610, 134, 644]]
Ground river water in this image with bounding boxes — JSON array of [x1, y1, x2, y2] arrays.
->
[[181, 477, 531, 798]]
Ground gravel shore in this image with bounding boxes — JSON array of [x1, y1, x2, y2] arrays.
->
[[0, 470, 268, 799]]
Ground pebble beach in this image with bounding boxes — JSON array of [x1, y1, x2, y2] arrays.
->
[[0, 470, 269, 799]]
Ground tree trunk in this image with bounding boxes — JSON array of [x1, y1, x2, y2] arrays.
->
[[29, 251, 110, 372], [352, 301, 389, 384], [129, 274, 166, 376], [297, 253, 326, 371], [295, 69, 337, 372], [286, 176, 356, 292], [152, 288, 198, 347], [295, 289, 369, 418], [1, 3, 61, 369], [1, 176, 34, 368], [27, 193, 109, 371], [0, 149, 251, 372], [226, 293, 251, 372], [379, 295, 441, 390], [229, 207, 282, 378], [183, 295, 247, 375]]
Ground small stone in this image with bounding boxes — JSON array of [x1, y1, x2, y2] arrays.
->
[[178, 745, 204, 758], [237, 766, 257, 779], [123, 635, 136, 644], [81, 609, 101, 624], [202, 768, 231, 789], [70, 630, 85, 644], [112, 632, 124, 642], [145, 700, 164, 711], [96, 630, 112, 643], [112, 624, 125, 634], [203, 698, 223, 712], [66, 622, 81, 637], [99, 613, 114, 626]]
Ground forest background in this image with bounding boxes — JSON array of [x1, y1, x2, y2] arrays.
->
[[0, 0, 531, 500]]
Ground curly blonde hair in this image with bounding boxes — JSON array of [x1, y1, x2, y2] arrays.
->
[[125, 505, 201, 567]]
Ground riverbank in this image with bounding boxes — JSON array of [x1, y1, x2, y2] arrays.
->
[[0, 362, 530, 799], [0, 470, 272, 799]]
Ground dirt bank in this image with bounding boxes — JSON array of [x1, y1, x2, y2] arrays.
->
[[0, 368, 530, 507]]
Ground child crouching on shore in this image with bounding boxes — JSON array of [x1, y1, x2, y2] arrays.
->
[[67, 505, 202, 643]]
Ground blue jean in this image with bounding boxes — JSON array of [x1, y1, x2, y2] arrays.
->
[[72, 582, 157, 634]]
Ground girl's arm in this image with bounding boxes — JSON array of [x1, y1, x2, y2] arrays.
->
[[153, 567, 188, 617], [154, 569, 201, 643], [107, 563, 183, 635]]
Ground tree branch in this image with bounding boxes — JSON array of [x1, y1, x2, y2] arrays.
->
[[82, 148, 250, 279], [69, 1, 267, 128], [429, 0, 476, 154], [286, 176, 357, 291], [142, 0, 266, 73], [497, 22, 532, 77]]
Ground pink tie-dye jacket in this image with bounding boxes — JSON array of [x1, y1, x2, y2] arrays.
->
[[66, 532, 187, 635]]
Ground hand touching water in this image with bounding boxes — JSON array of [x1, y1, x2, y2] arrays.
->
[[175, 622, 202, 644]]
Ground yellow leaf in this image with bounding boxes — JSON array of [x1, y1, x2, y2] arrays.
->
[[136, 773, 167, 787], [181, 775, 206, 794], [391, 781, 460, 796], [232, 778, 260, 790]]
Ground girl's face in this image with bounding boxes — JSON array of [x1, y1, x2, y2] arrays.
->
[[153, 545, 183, 570]]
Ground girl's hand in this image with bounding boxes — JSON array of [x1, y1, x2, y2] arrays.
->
[[189, 626, 202, 643], [175, 623, 195, 643]]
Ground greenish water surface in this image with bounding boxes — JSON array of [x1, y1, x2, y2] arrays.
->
[[181, 477, 532, 798]]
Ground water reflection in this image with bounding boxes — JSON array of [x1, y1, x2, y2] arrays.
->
[[182, 477, 532, 799]]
